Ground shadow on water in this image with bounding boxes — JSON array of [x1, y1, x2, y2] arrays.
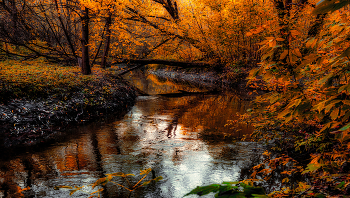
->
[[0, 69, 264, 198]]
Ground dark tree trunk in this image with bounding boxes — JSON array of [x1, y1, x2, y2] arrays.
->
[[81, 7, 91, 75], [54, 0, 77, 59], [101, 14, 112, 68], [11, 0, 17, 36], [11, 0, 18, 50]]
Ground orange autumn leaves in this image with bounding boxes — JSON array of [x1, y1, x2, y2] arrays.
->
[[244, 0, 350, 196], [2, 0, 272, 67]]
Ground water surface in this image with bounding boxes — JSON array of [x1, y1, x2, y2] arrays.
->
[[0, 69, 263, 198]]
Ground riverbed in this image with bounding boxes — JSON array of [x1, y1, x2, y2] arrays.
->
[[0, 69, 263, 198]]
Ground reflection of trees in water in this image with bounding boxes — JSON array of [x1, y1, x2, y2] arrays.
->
[[163, 94, 253, 140], [160, 95, 207, 139], [128, 69, 253, 140], [0, 126, 112, 197], [0, 155, 56, 197]]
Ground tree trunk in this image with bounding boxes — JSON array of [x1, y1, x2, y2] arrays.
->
[[81, 7, 91, 75], [54, 0, 77, 60], [101, 14, 112, 68], [11, 0, 18, 50]]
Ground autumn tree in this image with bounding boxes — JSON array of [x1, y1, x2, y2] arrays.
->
[[243, 0, 350, 195], [0, 0, 273, 75]]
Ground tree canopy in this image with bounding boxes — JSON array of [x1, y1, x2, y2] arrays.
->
[[0, 0, 269, 74]]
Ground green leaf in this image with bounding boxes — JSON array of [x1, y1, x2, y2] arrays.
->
[[216, 192, 246, 198], [335, 181, 346, 189], [315, 193, 326, 198], [222, 181, 239, 185], [154, 176, 163, 182], [243, 185, 265, 197], [302, 163, 324, 174], [184, 184, 221, 196], [340, 123, 350, 131], [252, 194, 269, 198]]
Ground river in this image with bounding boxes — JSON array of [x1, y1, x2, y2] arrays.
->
[[0, 68, 263, 198]]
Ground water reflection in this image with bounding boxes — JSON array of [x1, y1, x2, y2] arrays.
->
[[0, 69, 262, 198]]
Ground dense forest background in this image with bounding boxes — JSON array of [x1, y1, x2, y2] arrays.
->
[[0, 0, 266, 74], [1, 0, 350, 196]]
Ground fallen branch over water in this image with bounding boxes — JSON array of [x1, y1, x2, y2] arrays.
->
[[113, 59, 217, 68], [157, 90, 219, 98], [117, 64, 146, 76]]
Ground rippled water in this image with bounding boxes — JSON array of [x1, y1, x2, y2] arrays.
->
[[0, 69, 263, 198]]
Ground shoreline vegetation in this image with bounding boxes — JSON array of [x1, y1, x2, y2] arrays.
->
[[0, 59, 137, 151]]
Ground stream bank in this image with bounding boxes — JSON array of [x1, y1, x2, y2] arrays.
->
[[0, 63, 252, 153], [0, 71, 137, 151]]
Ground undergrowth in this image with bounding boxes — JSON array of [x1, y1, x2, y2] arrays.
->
[[0, 59, 116, 102]]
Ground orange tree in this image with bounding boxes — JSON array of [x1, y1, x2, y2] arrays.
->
[[244, 0, 350, 196], [0, 0, 273, 74]]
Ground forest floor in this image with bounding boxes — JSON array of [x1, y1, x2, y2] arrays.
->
[[0, 59, 137, 150]]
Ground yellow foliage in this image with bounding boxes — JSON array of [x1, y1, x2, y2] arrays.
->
[[0, 59, 111, 99]]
